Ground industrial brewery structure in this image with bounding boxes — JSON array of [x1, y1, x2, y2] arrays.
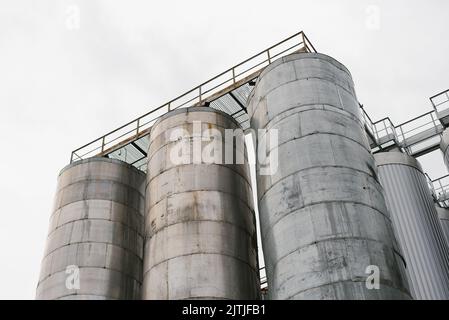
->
[[36, 32, 449, 300]]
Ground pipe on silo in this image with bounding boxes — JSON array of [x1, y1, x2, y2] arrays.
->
[[247, 53, 411, 300], [142, 107, 260, 300], [375, 152, 449, 300], [36, 158, 146, 300]]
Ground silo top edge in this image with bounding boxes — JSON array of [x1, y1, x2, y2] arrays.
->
[[59, 157, 146, 177], [257, 52, 353, 83], [374, 152, 423, 172], [150, 106, 241, 131]]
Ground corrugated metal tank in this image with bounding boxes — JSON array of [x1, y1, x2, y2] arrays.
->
[[36, 158, 146, 300], [435, 205, 449, 246], [247, 52, 411, 300], [375, 152, 449, 300], [440, 129, 449, 170], [142, 107, 260, 300]]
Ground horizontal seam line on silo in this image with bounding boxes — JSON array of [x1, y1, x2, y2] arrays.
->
[[147, 140, 248, 170], [149, 112, 240, 139], [55, 178, 145, 198], [261, 132, 372, 157], [146, 160, 250, 187], [146, 161, 252, 191], [143, 252, 259, 277], [148, 122, 242, 157], [256, 76, 355, 102], [258, 165, 383, 201], [146, 189, 255, 225], [37, 266, 143, 287], [53, 185, 145, 212], [51, 202, 143, 225], [260, 201, 394, 245], [147, 138, 249, 166], [42, 241, 143, 264], [257, 56, 352, 84], [176, 297, 235, 301], [250, 76, 356, 113], [147, 172, 253, 211], [146, 218, 256, 239], [53, 198, 144, 216], [38, 270, 143, 288], [269, 236, 398, 275], [49, 210, 143, 231], [151, 108, 242, 132], [281, 279, 410, 300], [49, 294, 122, 300], [262, 200, 392, 239], [58, 158, 146, 177], [146, 187, 255, 214], [251, 103, 364, 130], [46, 218, 144, 241], [376, 163, 424, 173]]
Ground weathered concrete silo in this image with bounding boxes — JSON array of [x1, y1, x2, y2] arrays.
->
[[36, 158, 146, 300], [247, 53, 411, 300], [143, 107, 260, 300], [375, 152, 449, 300]]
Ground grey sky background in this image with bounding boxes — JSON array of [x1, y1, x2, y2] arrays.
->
[[0, 0, 448, 299]]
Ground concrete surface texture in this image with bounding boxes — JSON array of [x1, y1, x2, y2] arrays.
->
[[248, 52, 411, 300]]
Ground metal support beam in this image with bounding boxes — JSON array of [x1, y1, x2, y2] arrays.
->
[[229, 91, 247, 113], [131, 141, 147, 157]]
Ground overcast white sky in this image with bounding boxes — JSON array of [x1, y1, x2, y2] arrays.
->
[[0, 0, 448, 299]]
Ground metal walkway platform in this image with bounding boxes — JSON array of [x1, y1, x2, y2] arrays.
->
[[430, 173, 449, 208], [70, 31, 316, 171], [70, 30, 449, 174], [362, 89, 449, 158]]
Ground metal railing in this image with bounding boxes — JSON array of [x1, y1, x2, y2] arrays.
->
[[431, 89, 449, 113], [361, 106, 400, 151], [360, 105, 377, 140], [363, 107, 444, 156], [396, 111, 440, 143], [70, 31, 316, 163], [432, 174, 449, 207], [426, 173, 436, 198], [373, 117, 398, 144]]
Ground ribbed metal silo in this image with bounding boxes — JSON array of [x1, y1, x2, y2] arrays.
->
[[247, 52, 411, 300], [375, 152, 449, 300], [36, 158, 145, 300], [142, 106, 260, 300], [435, 205, 449, 246]]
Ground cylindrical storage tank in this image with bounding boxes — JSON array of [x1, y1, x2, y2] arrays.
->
[[36, 158, 146, 300], [247, 53, 411, 300], [435, 205, 449, 246], [143, 107, 260, 300], [375, 152, 449, 300], [440, 129, 449, 171]]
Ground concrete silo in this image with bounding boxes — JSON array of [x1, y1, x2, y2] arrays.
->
[[247, 53, 411, 300], [36, 158, 146, 300], [375, 151, 449, 299], [142, 107, 260, 300]]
